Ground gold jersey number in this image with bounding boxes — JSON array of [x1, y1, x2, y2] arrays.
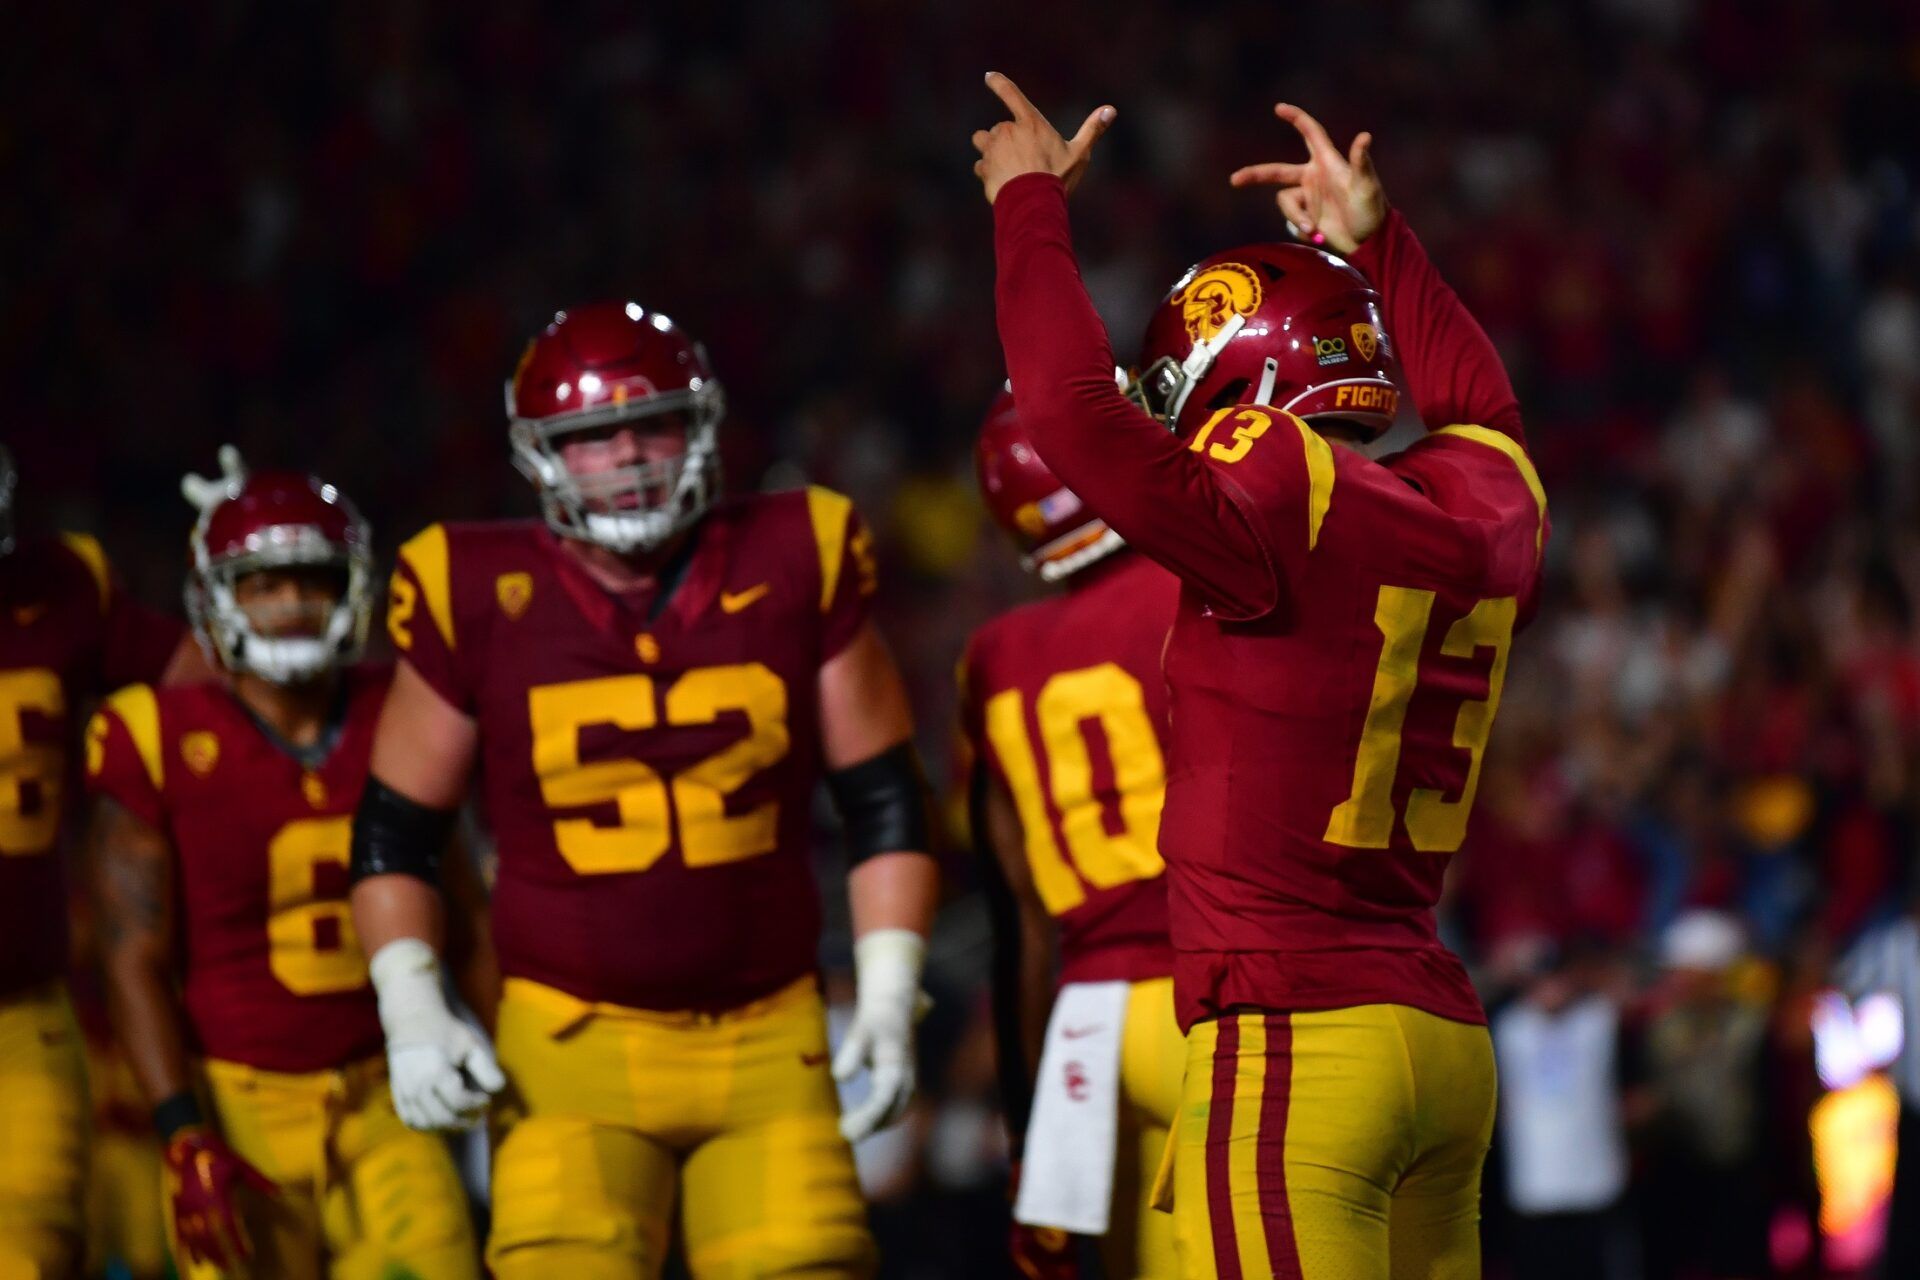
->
[[266, 815, 370, 995], [0, 669, 65, 857], [982, 662, 1166, 916], [1324, 587, 1517, 853], [528, 663, 790, 875]]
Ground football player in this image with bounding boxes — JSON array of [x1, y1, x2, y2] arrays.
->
[[347, 302, 939, 1279], [85, 455, 479, 1278], [975, 82, 1545, 1278], [960, 388, 1184, 1280], [0, 441, 205, 1277]]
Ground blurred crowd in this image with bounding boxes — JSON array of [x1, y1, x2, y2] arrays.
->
[[11, 0, 1920, 1275]]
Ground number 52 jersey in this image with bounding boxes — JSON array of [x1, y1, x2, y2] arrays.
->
[[387, 489, 877, 1013]]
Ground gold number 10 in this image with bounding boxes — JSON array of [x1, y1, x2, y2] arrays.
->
[[1324, 587, 1516, 853]]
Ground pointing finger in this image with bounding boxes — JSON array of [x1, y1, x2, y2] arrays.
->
[[985, 71, 1041, 123], [1065, 103, 1117, 161], [1229, 161, 1307, 188], [1349, 130, 1375, 177], [1274, 102, 1342, 167]]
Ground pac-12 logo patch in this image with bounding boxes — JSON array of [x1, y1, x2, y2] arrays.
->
[[1178, 262, 1263, 344], [1350, 322, 1380, 362], [496, 572, 533, 620], [181, 730, 220, 777]]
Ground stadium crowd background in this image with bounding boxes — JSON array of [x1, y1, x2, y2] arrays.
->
[[11, 0, 1920, 1276]]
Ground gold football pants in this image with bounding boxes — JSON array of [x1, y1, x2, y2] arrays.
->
[[1096, 976, 1185, 1280], [0, 981, 88, 1280], [1169, 1003, 1495, 1280], [487, 975, 875, 1279], [170, 1055, 478, 1280]]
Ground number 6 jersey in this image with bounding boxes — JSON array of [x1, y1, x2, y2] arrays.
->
[[84, 667, 389, 1071], [386, 488, 877, 1013]]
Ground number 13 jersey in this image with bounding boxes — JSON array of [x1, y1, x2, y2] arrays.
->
[[387, 488, 877, 1013]]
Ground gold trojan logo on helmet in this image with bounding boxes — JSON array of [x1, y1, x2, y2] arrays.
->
[[1180, 263, 1264, 344]]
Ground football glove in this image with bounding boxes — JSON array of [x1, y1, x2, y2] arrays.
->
[[368, 937, 505, 1131], [833, 928, 928, 1142], [163, 1128, 277, 1268]]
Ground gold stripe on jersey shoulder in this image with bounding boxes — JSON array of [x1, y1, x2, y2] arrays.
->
[[805, 486, 854, 613], [57, 532, 112, 614], [1281, 412, 1336, 551], [1433, 425, 1547, 552], [396, 524, 456, 650], [102, 684, 164, 792]]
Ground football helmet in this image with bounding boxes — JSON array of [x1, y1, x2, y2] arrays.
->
[[0, 443, 14, 556], [1131, 244, 1402, 440], [976, 385, 1124, 582], [184, 451, 374, 685], [506, 301, 725, 554]]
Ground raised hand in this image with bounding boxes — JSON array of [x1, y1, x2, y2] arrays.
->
[[1230, 102, 1387, 254], [971, 72, 1116, 205]]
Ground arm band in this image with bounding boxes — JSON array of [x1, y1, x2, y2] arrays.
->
[[349, 776, 455, 886], [152, 1090, 205, 1142], [825, 742, 931, 866]]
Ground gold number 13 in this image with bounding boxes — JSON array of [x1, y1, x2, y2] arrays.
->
[[1324, 587, 1516, 853]]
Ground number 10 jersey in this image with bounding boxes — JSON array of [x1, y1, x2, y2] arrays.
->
[[388, 489, 877, 1013]]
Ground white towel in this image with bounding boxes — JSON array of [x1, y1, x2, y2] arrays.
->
[[1014, 980, 1131, 1234]]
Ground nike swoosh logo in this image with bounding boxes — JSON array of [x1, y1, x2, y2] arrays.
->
[[800, 1050, 829, 1067], [720, 583, 771, 613], [12, 604, 46, 627], [1061, 1025, 1104, 1039]]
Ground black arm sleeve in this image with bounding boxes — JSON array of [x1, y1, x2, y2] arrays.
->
[[972, 760, 1035, 1147], [348, 776, 455, 886], [825, 742, 932, 865]]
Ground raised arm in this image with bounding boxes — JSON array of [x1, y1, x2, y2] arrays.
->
[[977, 75, 1276, 618], [1231, 103, 1524, 442]]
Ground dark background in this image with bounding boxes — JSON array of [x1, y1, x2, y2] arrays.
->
[[12, 1, 1920, 1275]]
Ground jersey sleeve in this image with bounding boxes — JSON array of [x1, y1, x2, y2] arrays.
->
[[992, 174, 1277, 621], [83, 685, 167, 829], [386, 524, 473, 711], [1348, 209, 1525, 444], [57, 533, 185, 690], [804, 487, 878, 659]]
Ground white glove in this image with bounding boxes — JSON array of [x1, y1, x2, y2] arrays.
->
[[833, 928, 928, 1143], [181, 444, 247, 512], [368, 938, 505, 1131]]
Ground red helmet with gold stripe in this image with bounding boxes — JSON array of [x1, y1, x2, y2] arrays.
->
[[1131, 244, 1402, 441]]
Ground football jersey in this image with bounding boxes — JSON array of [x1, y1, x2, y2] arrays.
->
[[960, 553, 1177, 984], [0, 534, 182, 996], [387, 488, 877, 1012], [994, 176, 1546, 1030], [84, 666, 389, 1072]]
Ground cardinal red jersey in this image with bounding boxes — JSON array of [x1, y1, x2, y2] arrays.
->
[[960, 553, 1177, 984], [995, 177, 1548, 1031], [0, 534, 183, 996], [388, 488, 877, 1012], [83, 667, 389, 1072]]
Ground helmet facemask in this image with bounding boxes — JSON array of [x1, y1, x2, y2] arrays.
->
[[188, 524, 373, 686], [509, 380, 724, 554], [1126, 314, 1249, 433]]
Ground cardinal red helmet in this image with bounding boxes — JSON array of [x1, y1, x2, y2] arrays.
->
[[506, 301, 725, 553], [1131, 244, 1402, 441], [186, 459, 374, 685], [976, 385, 1124, 582]]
